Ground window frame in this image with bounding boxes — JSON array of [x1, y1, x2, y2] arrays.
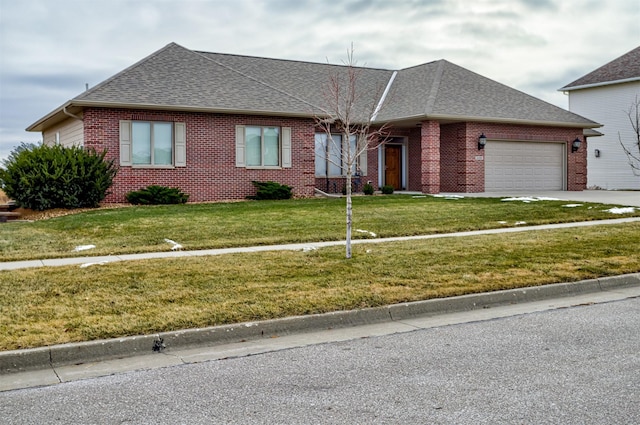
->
[[245, 125, 281, 168], [235, 125, 292, 169], [131, 121, 173, 167], [314, 132, 363, 177]]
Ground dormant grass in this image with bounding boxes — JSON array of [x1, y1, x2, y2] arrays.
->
[[1, 222, 638, 350], [1, 195, 638, 262]]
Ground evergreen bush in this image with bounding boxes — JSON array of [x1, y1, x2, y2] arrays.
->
[[0, 143, 117, 210], [126, 185, 189, 205], [363, 183, 375, 195], [248, 181, 292, 200], [381, 185, 394, 194]]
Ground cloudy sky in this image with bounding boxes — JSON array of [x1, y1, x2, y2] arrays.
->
[[0, 0, 638, 161]]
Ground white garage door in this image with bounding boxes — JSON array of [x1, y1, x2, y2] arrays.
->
[[485, 141, 565, 191]]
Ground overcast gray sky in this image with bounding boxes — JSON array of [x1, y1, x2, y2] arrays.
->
[[1, 0, 639, 161]]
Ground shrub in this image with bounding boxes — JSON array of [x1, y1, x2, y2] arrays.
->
[[363, 183, 375, 195], [381, 185, 394, 194], [0, 143, 117, 210], [126, 185, 189, 205], [249, 181, 292, 200]]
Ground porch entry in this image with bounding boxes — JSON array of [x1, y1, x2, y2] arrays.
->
[[381, 137, 406, 190]]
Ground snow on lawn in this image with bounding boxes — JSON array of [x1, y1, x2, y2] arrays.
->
[[562, 204, 583, 208], [432, 194, 465, 200], [74, 244, 96, 252], [605, 207, 636, 214], [164, 238, 183, 250], [501, 196, 560, 203], [356, 229, 377, 237]]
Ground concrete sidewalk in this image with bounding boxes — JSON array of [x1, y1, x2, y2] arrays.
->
[[445, 190, 640, 207], [2, 217, 640, 271]]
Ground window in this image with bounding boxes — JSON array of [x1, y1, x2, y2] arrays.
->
[[236, 125, 291, 168], [119, 120, 186, 167], [315, 133, 364, 177], [246, 126, 280, 166]]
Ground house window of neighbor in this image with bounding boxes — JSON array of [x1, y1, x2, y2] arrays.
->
[[245, 126, 280, 167], [314, 133, 357, 177], [132, 121, 173, 165]]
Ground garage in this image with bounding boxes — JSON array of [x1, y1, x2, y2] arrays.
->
[[485, 141, 565, 191]]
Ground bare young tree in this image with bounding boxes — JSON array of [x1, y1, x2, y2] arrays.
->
[[619, 94, 640, 176], [315, 46, 392, 259]]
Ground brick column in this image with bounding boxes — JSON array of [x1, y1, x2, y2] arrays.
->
[[421, 120, 441, 193]]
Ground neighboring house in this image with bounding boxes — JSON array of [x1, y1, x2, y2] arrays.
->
[[27, 43, 598, 203], [560, 46, 640, 190]]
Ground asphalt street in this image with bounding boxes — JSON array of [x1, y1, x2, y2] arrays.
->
[[2, 297, 638, 424]]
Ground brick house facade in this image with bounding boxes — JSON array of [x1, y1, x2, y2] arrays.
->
[[28, 43, 596, 202]]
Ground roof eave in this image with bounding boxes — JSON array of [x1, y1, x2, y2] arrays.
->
[[559, 77, 640, 92], [26, 101, 75, 132], [380, 113, 602, 129], [27, 100, 325, 132]]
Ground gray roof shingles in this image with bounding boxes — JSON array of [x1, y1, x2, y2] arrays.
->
[[561, 46, 640, 90], [33, 42, 598, 129]]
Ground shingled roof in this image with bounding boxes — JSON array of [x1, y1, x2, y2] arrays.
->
[[28, 42, 598, 131], [560, 46, 640, 91]]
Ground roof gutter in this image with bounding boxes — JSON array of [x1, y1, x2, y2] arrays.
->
[[560, 77, 640, 92]]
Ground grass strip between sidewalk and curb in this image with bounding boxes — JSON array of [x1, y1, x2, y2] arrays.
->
[[1, 222, 639, 352]]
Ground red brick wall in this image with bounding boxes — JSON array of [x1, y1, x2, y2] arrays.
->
[[420, 120, 441, 193], [416, 121, 586, 193], [83, 108, 316, 202], [464, 122, 586, 191], [82, 107, 587, 202]]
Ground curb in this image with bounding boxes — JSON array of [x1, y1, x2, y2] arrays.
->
[[1, 273, 639, 374]]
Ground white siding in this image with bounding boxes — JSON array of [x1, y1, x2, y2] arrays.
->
[[568, 81, 640, 190], [42, 115, 84, 148]]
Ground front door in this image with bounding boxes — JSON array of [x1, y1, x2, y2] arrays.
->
[[385, 145, 402, 190]]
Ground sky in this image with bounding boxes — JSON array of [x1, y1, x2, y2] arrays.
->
[[0, 0, 639, 162]]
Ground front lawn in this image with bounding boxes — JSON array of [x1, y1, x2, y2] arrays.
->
[[1, 222, 639, 351], [1, 195, 638, 261]]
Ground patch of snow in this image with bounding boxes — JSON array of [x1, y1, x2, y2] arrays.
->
[[432, 194, 464, 200], [80, 261, 108, 268], [605, 207, 636, 214], [514, 221, 527, 225], [302, 246, 317, 252], [498, 221, 508, 224], [74, 244, 96, 252], [356, 229, 377, 237], [501, 197, 560, 203], [164, 238, 183, 250], [562, 204, 583, 208]]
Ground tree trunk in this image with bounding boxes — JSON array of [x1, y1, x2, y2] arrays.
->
[[345, 169, 352, 259]]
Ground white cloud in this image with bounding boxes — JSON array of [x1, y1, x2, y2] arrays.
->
[[0, 0, 638, 162]]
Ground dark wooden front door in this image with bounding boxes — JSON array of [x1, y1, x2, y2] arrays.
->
[[385, 145, 402, 190]]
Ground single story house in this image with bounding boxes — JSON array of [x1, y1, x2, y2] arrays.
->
[[27, 43, 599, 202], [560, 45, 640, 190]]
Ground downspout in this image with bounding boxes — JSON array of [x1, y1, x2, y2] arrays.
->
[[63, 106, 82, 121]]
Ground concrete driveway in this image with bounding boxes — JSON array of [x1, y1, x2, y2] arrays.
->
[[443, 190, 640, 207]]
